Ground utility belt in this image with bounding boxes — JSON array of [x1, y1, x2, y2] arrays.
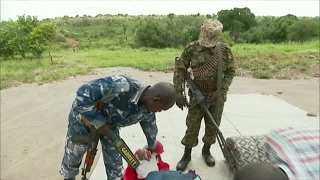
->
[[193, 80, 217, 93]]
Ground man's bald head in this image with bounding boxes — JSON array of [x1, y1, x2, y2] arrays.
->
[[140, 81, 177, 113], [150, 82, 176, 109]]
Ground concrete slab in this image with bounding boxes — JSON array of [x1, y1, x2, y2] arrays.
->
[[88, 94, 319, 180]]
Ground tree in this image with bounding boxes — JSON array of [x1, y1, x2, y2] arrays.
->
[[183, 19, 203, 43], [134, 20, 175, 48], [287, 18, 319, 42], [28, 22, 57, 59], [229, 19, 244, 42], [0, 20, 17, 58], [167, 13, 175, 19], [7, 14, 39, 59], [217, 7, 257, 42], [254, 16, 276, 42], [269, 14, 298, 43]]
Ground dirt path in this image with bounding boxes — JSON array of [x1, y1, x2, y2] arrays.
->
[[1, 67, 319, 180]]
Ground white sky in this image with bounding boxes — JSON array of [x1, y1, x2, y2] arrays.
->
[[1, 0, 319, 21]]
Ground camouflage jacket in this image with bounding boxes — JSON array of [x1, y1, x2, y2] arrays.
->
[[173, 41, 235, 99], [67, 75, 157, 148]]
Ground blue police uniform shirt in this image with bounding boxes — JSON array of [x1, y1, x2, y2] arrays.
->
[[67, 75, 157, 149]]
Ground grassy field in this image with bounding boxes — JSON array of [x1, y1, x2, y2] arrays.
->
[[1, 40, 319, 90]]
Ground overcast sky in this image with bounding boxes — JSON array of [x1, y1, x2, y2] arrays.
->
[[1, 0, 319, 21]]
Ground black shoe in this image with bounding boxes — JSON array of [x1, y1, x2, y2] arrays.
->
[[64, 178, 75, 180], [176, 147, 192, 171], [202, 144, 215, 167]]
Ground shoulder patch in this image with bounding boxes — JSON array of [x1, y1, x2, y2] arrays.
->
[[111, 75, 131, 93], [114, 81, 130, 93]]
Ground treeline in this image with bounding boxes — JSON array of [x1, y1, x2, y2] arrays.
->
[[1, 7, 319, 59], [0, 15, 57, 59]]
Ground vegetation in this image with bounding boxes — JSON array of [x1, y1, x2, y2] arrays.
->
[[0, 7, 319, 89]]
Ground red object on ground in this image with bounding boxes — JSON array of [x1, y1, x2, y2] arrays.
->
[[123, 141, 170, 180]]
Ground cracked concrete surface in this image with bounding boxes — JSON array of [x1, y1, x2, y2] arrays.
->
[[1, 67, 318, 180], [90, 94, 319, 180]]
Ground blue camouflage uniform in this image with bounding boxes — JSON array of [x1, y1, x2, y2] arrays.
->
[[59, 75, 158, 180]]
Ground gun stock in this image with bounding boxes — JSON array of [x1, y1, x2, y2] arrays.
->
[[71, 123, 140, 180]]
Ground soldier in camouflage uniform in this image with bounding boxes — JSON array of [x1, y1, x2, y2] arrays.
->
[[59, 75, 176, 180], [173, 19, 235, 171]]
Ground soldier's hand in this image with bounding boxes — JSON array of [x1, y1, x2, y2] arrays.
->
[[207, 91, 217, 103], [97, 123, 113, 140], [176, 97, 185, 110]]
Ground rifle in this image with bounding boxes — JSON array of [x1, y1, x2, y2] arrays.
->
[[71, 103, 140, 180], [177, 42, 237, 167], [70, 125, 100, 180]]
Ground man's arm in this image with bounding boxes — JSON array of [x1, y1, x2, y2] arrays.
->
[[139, 113, 158, 150], [221, 45, 235, 97], [173, 44, 192, 99], [73, 77, 116, 129]]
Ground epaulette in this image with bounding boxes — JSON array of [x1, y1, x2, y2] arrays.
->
[[220, 42, 230, 49], [185, 41, 198, 49]]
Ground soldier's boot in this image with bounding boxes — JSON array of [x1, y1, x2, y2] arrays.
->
[[202, 144, 215, 167], [176, 147, 192, 171]]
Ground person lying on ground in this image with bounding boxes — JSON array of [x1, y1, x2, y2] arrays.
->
[[234, 127, 320, 180]]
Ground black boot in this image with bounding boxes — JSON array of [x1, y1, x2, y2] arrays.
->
[[64, 178, 75, 180], [202, 144, 215, 167], [176, 147, 192, 171]]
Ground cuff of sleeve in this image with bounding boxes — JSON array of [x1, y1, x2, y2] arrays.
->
[[221, 83, 229, 93], [91, 114, 107, 129], [148, 141, 156, 151]]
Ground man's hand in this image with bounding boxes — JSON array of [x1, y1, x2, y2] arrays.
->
[[135, 148, 152, 161], [206, 91, 217, 103], [97, 123, 113, 140], [145, 145, 156, 153], [176, 96, 185, 110]]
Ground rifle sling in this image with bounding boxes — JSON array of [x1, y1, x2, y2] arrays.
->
[[216, 42, 223, 120]]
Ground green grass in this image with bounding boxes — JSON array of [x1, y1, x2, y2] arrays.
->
[[73, 47, 179, 71], [0, 48, 179, 89], [1, 40, 319, 89]]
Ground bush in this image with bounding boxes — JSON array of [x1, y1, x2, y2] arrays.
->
[[55, 33, 66, 42], [219, 31, 235, 46], [287, 18, 319, 42], [134, 20, 175, 48]]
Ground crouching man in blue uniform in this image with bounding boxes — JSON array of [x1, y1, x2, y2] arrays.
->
[[59, 75, 177, 180]]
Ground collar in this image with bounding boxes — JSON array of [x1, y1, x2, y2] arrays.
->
[[130, 85, 150, 105]]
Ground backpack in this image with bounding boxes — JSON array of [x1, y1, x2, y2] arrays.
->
[[226, 135, 271, 173], [145, 170, 201, 180]]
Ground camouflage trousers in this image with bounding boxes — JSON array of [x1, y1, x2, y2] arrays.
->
[[59, 128, 123, 180], [181, 92, 225, 147]]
